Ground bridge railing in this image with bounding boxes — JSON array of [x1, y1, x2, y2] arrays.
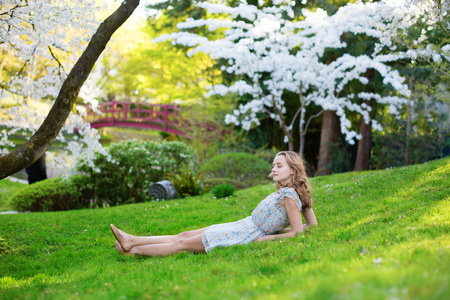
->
[[85, 101, 188, 136]]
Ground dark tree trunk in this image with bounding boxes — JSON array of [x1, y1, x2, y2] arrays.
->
[[354, 100, 373, 171], [0, 0, 140, 180], [316, 110, 340, 176]]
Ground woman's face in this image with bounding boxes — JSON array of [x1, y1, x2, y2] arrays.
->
[[272, 155, 293, 185]]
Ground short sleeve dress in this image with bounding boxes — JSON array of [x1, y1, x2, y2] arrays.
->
[[202, 187, 302, 253]]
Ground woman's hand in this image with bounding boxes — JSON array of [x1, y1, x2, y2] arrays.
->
[[256, 235, 272, 242]]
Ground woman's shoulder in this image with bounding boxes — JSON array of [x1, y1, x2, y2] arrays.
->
[[278, 187, 299, 199], [279, 187, 302, 211]]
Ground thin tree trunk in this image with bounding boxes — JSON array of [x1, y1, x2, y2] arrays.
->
[[316, 110, 340, 175], [271, 96, 294, 151], [288, 137, 294, 152], [406, 79, 413, 165], [354, 100, 373, 171], [0, 0, 140, 180], [298, 99, 306, 157], [299, 134, 305, 157]]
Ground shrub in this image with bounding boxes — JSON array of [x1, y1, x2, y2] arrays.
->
[[200, 152, 270, 187], [211, 183, 235, 199], [371, 132, 448, 169], [168, 165, 209, 198], [203, 178, 249, 190], [77, 140, 194, 206], [8, 175, 94, 212]]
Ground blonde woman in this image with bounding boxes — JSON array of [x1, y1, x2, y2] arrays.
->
[[110, 151, 317, 256]]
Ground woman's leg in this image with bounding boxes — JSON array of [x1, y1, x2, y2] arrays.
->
[[110, 224, 207, 252], [126, 233, 206, 256]]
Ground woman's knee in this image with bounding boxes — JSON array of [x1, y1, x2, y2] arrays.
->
[[176, 231, 190, 239], [174, 235, 205, 253], [176, 228, 207, 240]]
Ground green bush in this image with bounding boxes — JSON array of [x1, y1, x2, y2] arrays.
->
[[8, 175, 94, 212], [77, 140, 195, 206], [203, 178, 249, 190], [371, 132, 448, 169], [168, 165, 209, 198], [211, 183, 235, 199], [200, 152, 270, 187]]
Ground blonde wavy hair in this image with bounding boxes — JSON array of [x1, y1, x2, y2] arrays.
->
[[272, 151, 313, 210]]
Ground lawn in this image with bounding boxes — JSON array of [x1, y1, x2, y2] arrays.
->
[[0, 180, 26, 212], [0, 157, 449, 299]]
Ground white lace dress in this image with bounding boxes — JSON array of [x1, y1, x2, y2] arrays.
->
[[201, 187, 302, 253]]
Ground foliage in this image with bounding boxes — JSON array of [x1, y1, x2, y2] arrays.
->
[[0, 158, 448, 299], [372, 131, 449, 169], [200, 152, 270, 187], [77, 140, 195, 206], [167, 165, 209, 198], [0, 179, 26, 211], [370, 95, 449, 169], [8, 175, 93, 212], [211, 183, 235, 199], [385, 0, 450, 103], [203, 177, 249, 190], [326, 141, 352, 173]]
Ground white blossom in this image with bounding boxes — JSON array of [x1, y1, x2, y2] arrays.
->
[[154, 0, 447, 146], [0, 0, 110, 172]]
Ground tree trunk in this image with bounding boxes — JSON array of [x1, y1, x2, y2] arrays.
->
[[271, 96, 294, 151], [316, 110, 340, 175], [405, 79, 413, 165], [299, 134, 305, 157], [0, 0, 140, 180], [354, 100, 373, 171]]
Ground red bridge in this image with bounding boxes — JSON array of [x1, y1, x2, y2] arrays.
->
[[86, 101, 187, 136]]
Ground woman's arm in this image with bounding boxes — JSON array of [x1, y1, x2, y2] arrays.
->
[[302, 208, 317, 229], [282, 223, 312, 233], [256, 197, 303, 242], [258, 199, 318, 242]]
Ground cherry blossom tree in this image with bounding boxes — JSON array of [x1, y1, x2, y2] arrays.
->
[[0, 0, 141, 180], [349, 0, 449, 170], [154, 0, 412, 157]]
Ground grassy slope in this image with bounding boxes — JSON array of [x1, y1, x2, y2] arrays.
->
[[0, 158, 448, 300], [0, 180, 26, 212]]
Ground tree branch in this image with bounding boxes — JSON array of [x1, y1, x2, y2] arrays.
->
[[271, 95, 291, 139], [0, 0, 140, 179], [303, 109, 324, 136], [48, 46, 66, 74], [0, 4, 27, 17]]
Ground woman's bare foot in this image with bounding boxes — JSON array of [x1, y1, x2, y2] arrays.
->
[[110, 224, 132, 252], [115, 241, 134, 256]]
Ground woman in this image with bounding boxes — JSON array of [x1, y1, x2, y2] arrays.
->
[[110, 151, 317, 256]]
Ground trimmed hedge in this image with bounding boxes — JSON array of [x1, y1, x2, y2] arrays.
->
[[8, 175, 94, 212], [200, 152, 271, 187], [203, 178, 249, 190]]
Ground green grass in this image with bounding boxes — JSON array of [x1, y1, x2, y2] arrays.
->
[[0, 180, 26, 211], [0, 158, 449, 299]]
